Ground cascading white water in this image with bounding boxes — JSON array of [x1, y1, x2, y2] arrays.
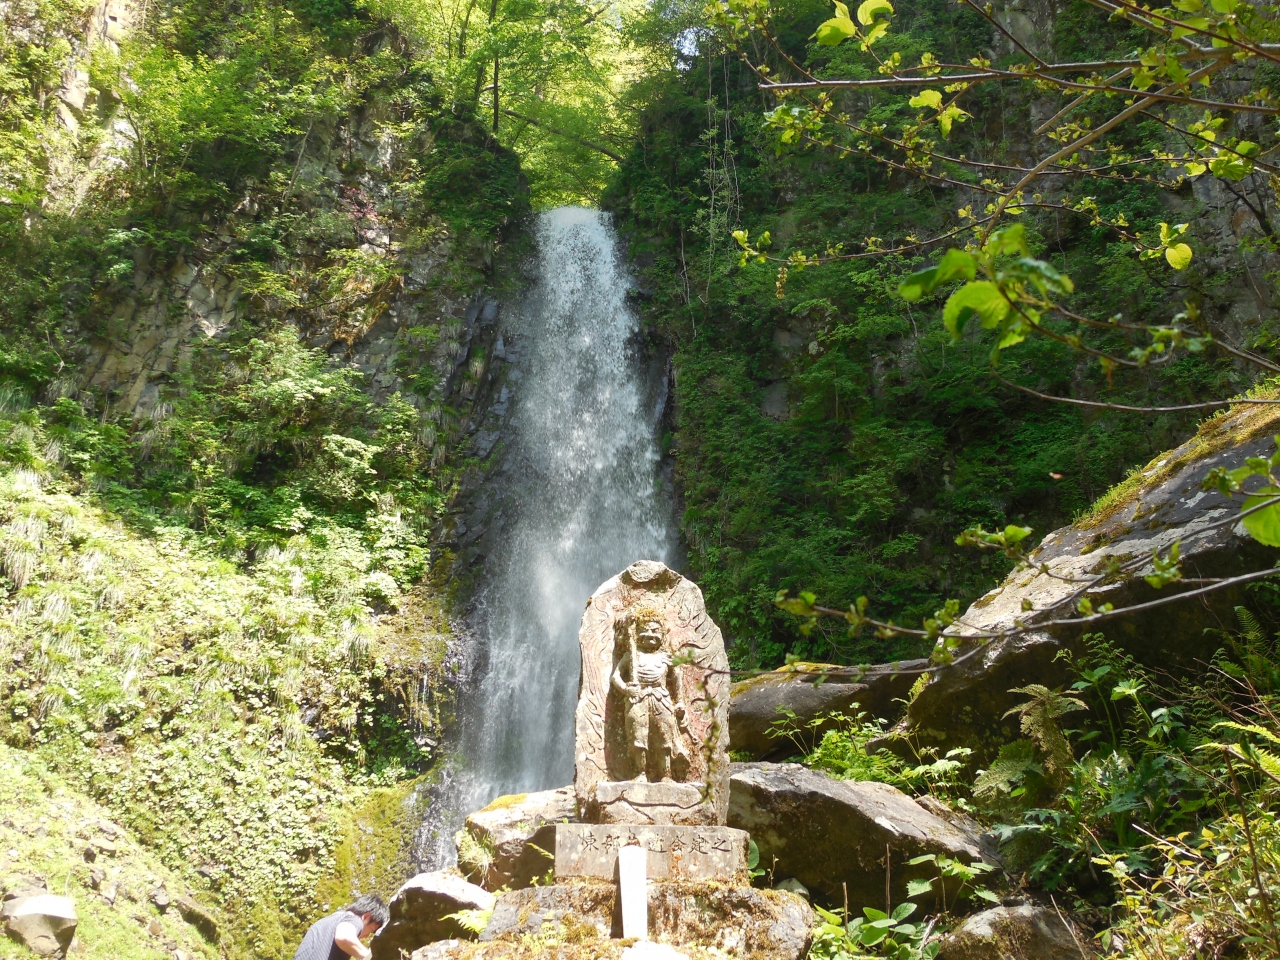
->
[[415, 207, 679, 865]]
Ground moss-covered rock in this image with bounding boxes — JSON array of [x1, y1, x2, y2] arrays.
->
[[897, 396, 1280, 759]]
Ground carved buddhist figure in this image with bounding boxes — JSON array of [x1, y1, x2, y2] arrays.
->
[[610, 608, 690, 783]]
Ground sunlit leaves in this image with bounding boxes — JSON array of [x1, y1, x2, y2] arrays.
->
[[814, 0, 892, 48], [1145, 541, 1183, 588], [897, 248, 975, 301], [897, 224, 1074, 360], [1165, 243, 1193, 270], [943, 281, 1009, 336], [1202, 438, 1280, 547], [908, 90, 942, 111], [814, 1, 857, 45], [1139, 223, 1194, 271], [1242, 488, 1280, 547], [856, 0, 892, 25]]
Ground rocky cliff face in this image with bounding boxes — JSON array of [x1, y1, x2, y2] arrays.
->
[[65, 96, 518, 449]]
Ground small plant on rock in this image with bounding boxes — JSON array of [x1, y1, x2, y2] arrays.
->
[[811, 901, 938, 960], [904, 854, 999, 913]]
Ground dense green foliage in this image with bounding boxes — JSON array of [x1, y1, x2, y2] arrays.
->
[[5, 0, 1280, 956], [607, 0, 1251, 668], [0, 743, 217, 960], [784, 613, 1280, 957], [0, 0, 525, 951]]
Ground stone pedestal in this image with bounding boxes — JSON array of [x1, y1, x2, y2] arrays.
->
[[555, 824, 748, 883], [465, 880, 814, 959], [594, 780, 711, 825]]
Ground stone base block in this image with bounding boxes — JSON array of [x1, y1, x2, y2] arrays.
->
[[555, 824, 747, 883], [594, 781, 714, 825], [464, 880, 811, 959]]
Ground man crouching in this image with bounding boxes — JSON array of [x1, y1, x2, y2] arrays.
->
[[293, 895, 388, 960]]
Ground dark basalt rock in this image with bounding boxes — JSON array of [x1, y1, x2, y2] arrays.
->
[[728, 762, 998, 910], [936, 904, 1091, 959], [455, 787, 574, 890], [372, 872, 496, 960]]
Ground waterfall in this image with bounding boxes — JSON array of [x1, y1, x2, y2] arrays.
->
[[414, 207, 679, 866]]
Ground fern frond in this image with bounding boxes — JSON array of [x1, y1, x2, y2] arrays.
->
[[974, 740, 1041, 798], [1234, 605, 1265, 643], [444, 908, 493, 936], [1004, 685, 1085, 781], [1214, 720, 1280, 748]]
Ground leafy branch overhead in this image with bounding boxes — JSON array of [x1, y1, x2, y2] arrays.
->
[[718, 0, 1280, 403]]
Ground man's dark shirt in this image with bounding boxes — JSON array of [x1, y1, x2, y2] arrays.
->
[[293, 910, 363, 960]]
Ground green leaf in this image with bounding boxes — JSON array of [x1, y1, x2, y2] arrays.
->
[[898, 266, 939, 302], [898, 249, 974, 302], [974, 888, 1001, 903], [1210, 153, 1252, 181], [906, 878, 934, 898], [856, 0, 893, 24], [985, 223, 1029, 257], [1010, 257, 1073, 295], [815, 14, 857, 45], [815, 904, 845, 925], [862, 20, 889, 46], [859, 926, 889, 946], [938, 103, 968, 137], [1165, 243, 1193, 270], [909, 89, 943, 110], [1242, 487, 1280, 547], [1003, 524, 1032, 544], [936, 248, 977, 283], [943, 281, 1010, 336]]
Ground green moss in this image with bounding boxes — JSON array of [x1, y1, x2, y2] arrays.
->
[[481, 793, 530, 813], [0, 743, 216, 960], [312, 778, 428, 912], [1076, 382, 1280, 530]]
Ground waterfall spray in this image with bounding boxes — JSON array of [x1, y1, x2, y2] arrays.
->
[[414, 207, 678, 866]]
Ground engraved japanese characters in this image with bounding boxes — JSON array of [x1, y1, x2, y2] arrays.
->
[[573, 560, 731, 826]]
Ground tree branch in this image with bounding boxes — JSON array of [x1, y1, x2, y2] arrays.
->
[[499, 108, 624, 162]]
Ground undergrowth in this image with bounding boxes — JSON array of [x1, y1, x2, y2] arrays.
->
[[781, 607, 1280, 958]]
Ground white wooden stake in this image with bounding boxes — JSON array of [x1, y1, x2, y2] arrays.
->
[[618, 844, 648, 940]]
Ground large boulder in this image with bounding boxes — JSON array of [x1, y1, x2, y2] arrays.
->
[[895, 402, 1280, 759], [3, 894, 78, 956], [480, 880, 811, 959], [728, 763, 996, 909], [455, 787, 575, 890], [371, 872, 496, 960], [730, 660, 927, 760], [936, 904, 1090, 959]]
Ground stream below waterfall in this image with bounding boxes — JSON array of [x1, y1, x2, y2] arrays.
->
[[413, 206, 680, 867]]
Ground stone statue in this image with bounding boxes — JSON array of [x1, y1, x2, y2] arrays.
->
[[573, 560, 731, 826], [610, 607, 691, 783]]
